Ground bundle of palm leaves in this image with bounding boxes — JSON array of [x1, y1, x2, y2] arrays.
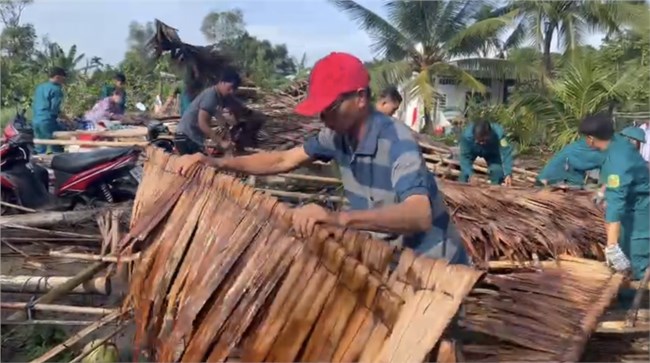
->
[[439, 181, 605, 263], [461, 257, 625, 362]]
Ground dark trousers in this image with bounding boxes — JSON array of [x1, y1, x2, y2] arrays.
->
[[174, 134, 203, 155]]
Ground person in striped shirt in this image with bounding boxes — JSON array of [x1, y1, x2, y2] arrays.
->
[[175, 52, 468, 265]]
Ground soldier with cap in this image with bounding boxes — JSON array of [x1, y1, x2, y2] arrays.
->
[[174, 52, 468, 266]]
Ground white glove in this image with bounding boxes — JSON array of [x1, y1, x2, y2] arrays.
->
[[604, 245, 631, 273], [592, 190, 605, 206]]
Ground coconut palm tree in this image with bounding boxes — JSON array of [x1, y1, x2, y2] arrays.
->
[[508, 56, 639, 150], [328, 0, 518, 124], [475, 0, 649, 75]]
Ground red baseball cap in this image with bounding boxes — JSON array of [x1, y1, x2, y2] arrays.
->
[[295, 52, 370, 117]]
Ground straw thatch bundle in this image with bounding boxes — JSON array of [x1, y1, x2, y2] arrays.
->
[[439, 182, 606, 264], [117, 147, 623, 362], [461, 257, 625, 361], [120, 147, 483, 362]]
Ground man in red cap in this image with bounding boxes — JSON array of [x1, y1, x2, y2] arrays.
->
[[175, 52, 468, 266]]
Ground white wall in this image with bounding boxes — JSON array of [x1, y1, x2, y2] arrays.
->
[[436, 78, 506, 110]]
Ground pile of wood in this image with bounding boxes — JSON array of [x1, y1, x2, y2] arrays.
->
[[440, 182, 606, 263], [120, 147, 482, 362]]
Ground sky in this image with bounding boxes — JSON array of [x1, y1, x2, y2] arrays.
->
[[17, 0, 604, 67]]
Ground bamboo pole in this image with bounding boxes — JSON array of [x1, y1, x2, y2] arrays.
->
[[49, 250, 141, 263], [2, 320, 94, 326], [0, 302, 117, 315], [1, 210, 99, 227], [0, 204, 131, 227], [2, 224, 101, 239], [0, 201, 36, 213], [0, 274, 111, 295], [5, 262, 109, 322], [29, 310, 125, 363], [257, 189, 345, 203]]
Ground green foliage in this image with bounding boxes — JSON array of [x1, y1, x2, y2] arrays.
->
[[2, 326, 74, 362]]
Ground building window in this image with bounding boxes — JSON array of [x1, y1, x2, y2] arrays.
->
[[437, 94, 447, 109], [438, 78, 457, 85]]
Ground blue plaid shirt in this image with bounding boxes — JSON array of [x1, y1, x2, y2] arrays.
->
[[303, 110, 468, 264]]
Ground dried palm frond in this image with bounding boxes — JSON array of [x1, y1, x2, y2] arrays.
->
[[461, 257, 625, 362], [440, 181, 605, 264]]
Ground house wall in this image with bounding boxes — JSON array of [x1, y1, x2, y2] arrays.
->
[[436, 78, 506, 110]]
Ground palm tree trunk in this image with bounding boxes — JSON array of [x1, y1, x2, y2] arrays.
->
[[542, 26, 555, 76]]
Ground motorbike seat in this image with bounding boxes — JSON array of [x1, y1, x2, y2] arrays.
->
[[51, 148, 133, 174]]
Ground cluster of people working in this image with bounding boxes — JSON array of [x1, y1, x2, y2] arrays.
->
[[172, 52, 648, 286], [27, 52, 648, 285], [31, 67, 128, 154]]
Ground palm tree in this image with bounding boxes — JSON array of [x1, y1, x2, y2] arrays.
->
[[34, 41, 85, 76], [328, 0, 517, 128], [476, 0, 649, 75], [509, 56, 638, 150]]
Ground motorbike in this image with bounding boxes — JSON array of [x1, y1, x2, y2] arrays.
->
[[0, 119, 141, 214]]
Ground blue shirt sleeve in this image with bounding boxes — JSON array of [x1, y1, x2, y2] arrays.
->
[[389, 139, 430, 201], [48, 84, 63, 119], [303, 128, 337, 162], [538, 152, 566, 183], [604, 163, 633, 223], [566, 142, 605, 171]]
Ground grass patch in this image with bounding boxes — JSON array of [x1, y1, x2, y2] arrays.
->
[[1, 325, 74, 362]]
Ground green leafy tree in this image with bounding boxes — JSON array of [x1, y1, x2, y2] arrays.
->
[[476, 0, 649, 75], [509, 57, 637, 150], [34, 40, 85, 77]]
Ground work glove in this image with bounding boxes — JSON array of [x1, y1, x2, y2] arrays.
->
[[592, 190, 605, 206], [604, 245, 631, 273]]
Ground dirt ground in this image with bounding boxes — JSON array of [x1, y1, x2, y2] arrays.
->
[[1, 243, 135, 362]]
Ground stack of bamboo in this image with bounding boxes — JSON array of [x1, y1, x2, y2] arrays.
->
[[120, 147, 483, 362]]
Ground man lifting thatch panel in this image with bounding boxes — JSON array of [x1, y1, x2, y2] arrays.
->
[[120, 147, 483, 362]]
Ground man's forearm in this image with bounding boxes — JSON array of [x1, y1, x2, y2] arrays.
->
[[334, 200, 431, 234], [207, 152, 296, 175], [199, 118, 220, 143], [606, 221, 621, 247]]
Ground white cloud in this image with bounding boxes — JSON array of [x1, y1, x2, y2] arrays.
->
[[246, 24, 374, 65]]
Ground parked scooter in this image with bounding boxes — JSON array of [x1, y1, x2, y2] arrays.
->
[[0, 121, 141, 214]]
